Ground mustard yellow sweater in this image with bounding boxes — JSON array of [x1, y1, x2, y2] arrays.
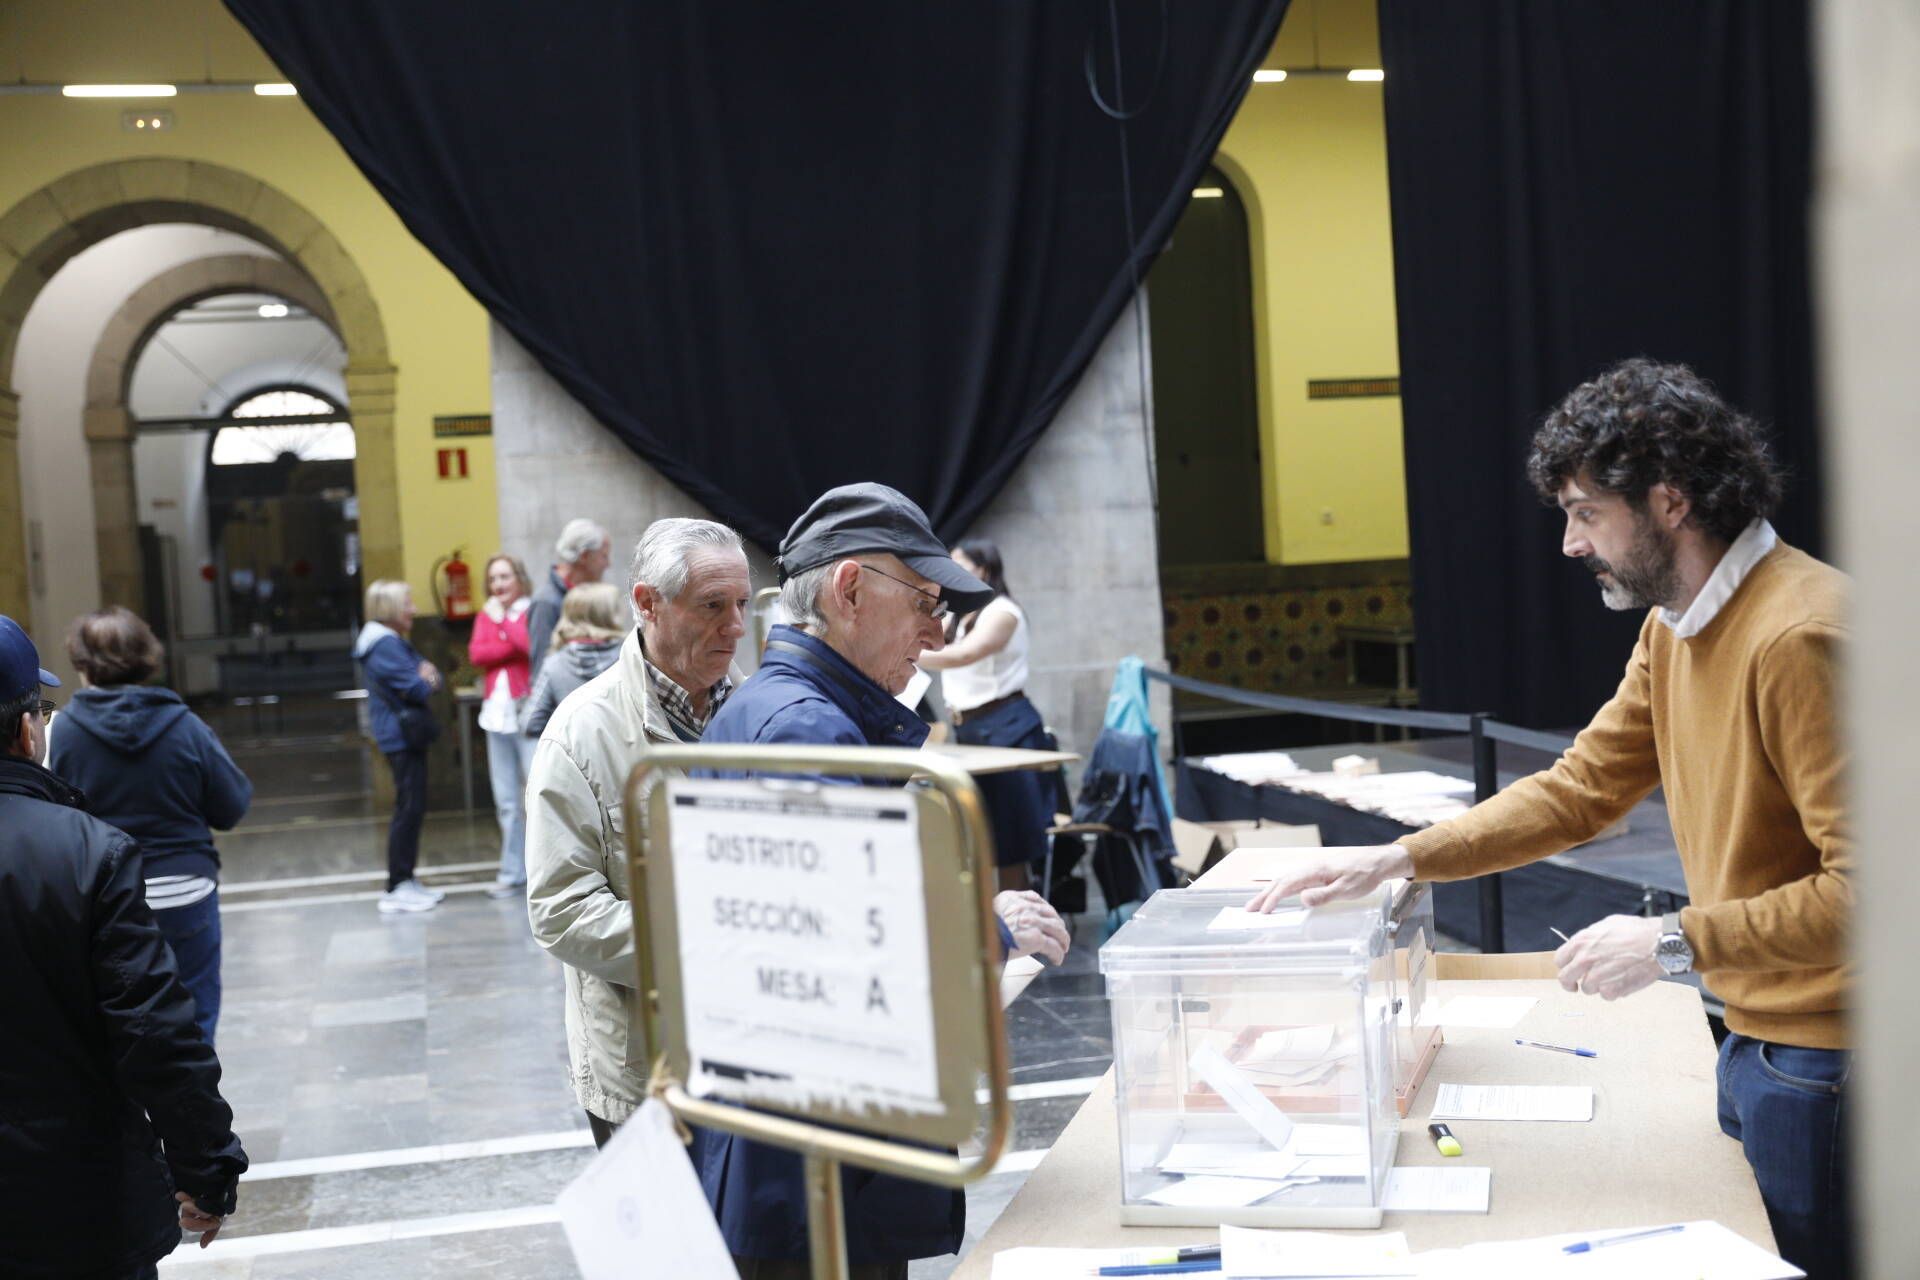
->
[[1401, 544, 1850, 1048]]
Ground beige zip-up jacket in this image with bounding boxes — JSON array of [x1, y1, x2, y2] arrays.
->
[[524, 628, 740, 1122]]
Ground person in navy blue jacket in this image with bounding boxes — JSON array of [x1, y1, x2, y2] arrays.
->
[[48, 607, 251, 1046], [353, 579, 447, 915], [696, 484, 1070, 1279]]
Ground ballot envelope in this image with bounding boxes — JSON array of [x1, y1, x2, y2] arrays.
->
[[1097, 881, 1441, 1228]]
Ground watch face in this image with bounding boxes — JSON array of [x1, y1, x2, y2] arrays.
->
[[1656, 933, 1691, 974]]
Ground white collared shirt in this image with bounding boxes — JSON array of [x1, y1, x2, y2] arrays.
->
[[1658, 519, 1778, 639]]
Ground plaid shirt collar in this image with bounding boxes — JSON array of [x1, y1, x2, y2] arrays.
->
[[639, 634, 732, 742]]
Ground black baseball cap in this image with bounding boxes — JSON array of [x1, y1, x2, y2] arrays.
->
[[777, 483, 995, 615], [0, 615, 59, 703]]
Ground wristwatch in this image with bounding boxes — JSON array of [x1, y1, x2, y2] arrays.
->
[[1653, 911, 1693, 976]]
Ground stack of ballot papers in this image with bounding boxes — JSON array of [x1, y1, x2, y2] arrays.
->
[[1429, 1083, 1594, 1122], [1197, 751, 1306, 785], [1150, 1123, 1374, 1205]]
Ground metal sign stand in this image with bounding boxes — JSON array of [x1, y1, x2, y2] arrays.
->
[[624, 744, 1014, 1280]]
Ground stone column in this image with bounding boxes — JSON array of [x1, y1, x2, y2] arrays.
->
[[83, 405, 142, 613], [0, 388, 26, 627], [1818, 1, 1920, 1272], [345, 362, 401, 583]]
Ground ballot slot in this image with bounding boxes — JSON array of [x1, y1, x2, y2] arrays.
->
[[1100, 883, 1439, 1228]]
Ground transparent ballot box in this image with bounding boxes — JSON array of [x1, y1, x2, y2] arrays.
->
[[1098, 882, 1440, 1228]]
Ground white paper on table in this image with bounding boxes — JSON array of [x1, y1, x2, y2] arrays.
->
[[1143, 1173, 1297, 1208], [1418, 995, 1539, 1028], [1208, 906, 1310, 932], [1191, 1043, 1296, 1151], [896, 666, 932, 709], [1220, 1224, 1418, 1277], [1404, 1220, 1802, 1280], [1381, 1165, 1491, 1212], [1430, 1083, 1593, 1122], [557, 1098, 737, 1280]]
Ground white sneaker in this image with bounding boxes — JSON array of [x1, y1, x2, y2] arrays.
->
[[396, 878, 445, 903], [486, 880, 525, 900], [378, 885, 437, 914]]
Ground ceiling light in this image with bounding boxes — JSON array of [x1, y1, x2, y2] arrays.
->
[[254, 83, 297, 96], [1192, 187, 1225, 200], [1253, 69, 1287, 84], [63, 84, 177, 98], [257, 303, 290, 318], [1347, 69, 1385, 82]]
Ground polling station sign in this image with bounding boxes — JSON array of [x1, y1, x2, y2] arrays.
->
[[665, 778, 941, 1115]]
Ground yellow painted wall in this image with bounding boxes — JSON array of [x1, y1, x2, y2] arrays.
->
[[0, 0, 497, 604], [1217, 0, 1409, 564]]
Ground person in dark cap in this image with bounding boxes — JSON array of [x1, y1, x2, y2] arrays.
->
[[0, 615, 247, 1277], [694, 483, 1070, 1279]]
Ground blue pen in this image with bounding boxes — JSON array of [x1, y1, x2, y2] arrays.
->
[[1562, 1223, 1686, 1254], [1515, 1036, 1598, 1058], [1094, 1263, 1223, 1277]]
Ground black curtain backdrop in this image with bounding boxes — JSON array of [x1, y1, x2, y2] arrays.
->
[[1378, 2, 1820, 728], [224, 2, 1288, 552]]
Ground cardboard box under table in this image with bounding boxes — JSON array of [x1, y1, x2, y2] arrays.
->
[[1098, 883, 1442, 1228], [950, 975, 1773, 1277]]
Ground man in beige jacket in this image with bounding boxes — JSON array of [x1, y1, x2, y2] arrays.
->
[[525, 516, 751, 1145]]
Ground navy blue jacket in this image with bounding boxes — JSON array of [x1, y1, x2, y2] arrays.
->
[[692, 625, 964, 1265], [49, 685, 251, 884], [353, 622, 436, 754], [0, 756, 247, 1276]]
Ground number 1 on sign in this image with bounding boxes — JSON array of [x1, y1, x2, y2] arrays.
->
[[864, 839, 876, 875]]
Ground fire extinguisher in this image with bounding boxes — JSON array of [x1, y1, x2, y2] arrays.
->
[[432, 550, 476, 622]]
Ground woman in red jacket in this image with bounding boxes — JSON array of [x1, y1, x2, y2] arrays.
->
[[469, 553, 535, 898]]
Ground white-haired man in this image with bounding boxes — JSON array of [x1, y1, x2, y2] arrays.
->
[[524, 517, 750, 1145], [527, 517, 613, 678]]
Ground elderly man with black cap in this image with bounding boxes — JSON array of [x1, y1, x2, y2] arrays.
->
[[0, 615, 248, 1277], [694, 483, 1070, 1280]]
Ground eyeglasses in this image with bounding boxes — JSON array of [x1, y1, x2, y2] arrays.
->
[[859, 564, 950, 622], [35, 699, 56, 720]]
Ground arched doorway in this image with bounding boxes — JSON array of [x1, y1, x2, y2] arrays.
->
[[0, 158, 395, 631]]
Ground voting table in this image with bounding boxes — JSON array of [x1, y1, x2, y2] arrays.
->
[[954, 976, 1772, 1274], [951, 839, 1773, 1274]]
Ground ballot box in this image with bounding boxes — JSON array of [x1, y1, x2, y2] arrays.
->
[[1098, 882, 1440, 1228]]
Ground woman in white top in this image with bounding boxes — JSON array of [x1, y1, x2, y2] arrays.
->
[[918, 538, 1055, 892], [468, 554, 536, 898]]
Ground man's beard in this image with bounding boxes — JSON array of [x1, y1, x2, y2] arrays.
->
[[1584, 516, 1681, 611]]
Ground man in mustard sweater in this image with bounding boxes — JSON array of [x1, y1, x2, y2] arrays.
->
[[1249, 358, 1850, 1279]]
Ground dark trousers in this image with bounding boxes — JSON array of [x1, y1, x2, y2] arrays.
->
[[153, 891, 222, 1046], [1717, 1032, 1854, 1280], [383, 748, 428, 890], [586, 1110, 619, 1149]]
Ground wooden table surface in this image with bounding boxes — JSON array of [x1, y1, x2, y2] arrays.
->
[[951, 977, 1771, 1276]]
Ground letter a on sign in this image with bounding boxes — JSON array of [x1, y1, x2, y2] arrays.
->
[[867, 976, 890, 1015]]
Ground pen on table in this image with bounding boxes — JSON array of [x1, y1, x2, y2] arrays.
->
[[1515, 1036, 1598, 1058], [1561, 1223, 1687, 1254], [1092, 1262, 1222, 1277]]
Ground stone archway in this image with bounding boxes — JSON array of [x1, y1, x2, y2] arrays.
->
[[84, 253, 338, 612], [0, 158, 396, 627]]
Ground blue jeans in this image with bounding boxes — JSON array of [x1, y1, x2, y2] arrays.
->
[[153, 890, 222, 1046], [484, 729, 538, 885], [384, 748, 429, 889], [1717, 1032, 1854, 1280]]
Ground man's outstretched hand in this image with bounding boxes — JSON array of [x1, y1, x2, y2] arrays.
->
[[1244, 844, 1414, 913]]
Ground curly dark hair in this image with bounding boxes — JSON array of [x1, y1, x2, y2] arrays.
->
[[1526, 358, 1785, 543], [66, 606, 165, 686]]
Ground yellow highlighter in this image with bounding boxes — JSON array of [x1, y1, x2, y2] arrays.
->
[[1428, 1122, 1463, 1157]]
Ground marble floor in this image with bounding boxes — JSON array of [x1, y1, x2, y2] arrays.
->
[[150, 699, 1120, 1278]]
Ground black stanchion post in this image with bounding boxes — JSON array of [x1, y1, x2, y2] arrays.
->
[[1469, 713, 1505, 954]]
